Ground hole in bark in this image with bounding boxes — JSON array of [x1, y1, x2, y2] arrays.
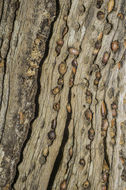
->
[[11, 0, 60, 188]]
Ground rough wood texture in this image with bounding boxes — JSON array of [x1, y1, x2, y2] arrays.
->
[[0, 0, 56, 189], [0, 0, 126, 190]]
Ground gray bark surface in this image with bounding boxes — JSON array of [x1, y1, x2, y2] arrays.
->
[[0, 0, 126, 190]]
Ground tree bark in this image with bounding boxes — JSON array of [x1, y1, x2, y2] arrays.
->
[[0, 0, 126, 190]]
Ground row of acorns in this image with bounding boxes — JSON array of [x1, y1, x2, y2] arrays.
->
[[97, 0, 124, 20], [109, 101, 118, 145]]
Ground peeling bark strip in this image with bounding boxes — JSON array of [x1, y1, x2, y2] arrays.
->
[[0, 0, 56, 189], [0, 0, 126, 190]]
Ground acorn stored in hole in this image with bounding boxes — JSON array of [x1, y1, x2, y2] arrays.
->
[[102, 119, 109, 131], [111, 40, 119, 52], [58, 62, 67, 76], [55, 45, 62, 55], [88, 128, 95, 141], [48, 130, 56, 141], [102, 52, 110, 65], [72, 59, 78, 67], [94, 78, 99, 86], [53, 102, 60, 111], [69, 147, 73, 157], [79, 158, 85, 167], [97, 11, 105, 20], [96, 0, 103, 9], [83, 180, 90, 189], [95, 71, 101, 80], [52, 86, 60, 95], [68, 47, 79, 56], [117, 13, 124, 20], [85, 109, 93, 121], [72, 66, 77, 75], [101, 101, 107, 118], [108, 0, 114, 13], [112, 109, 117, 117], [57, 77, 64, 86], [43, 147, 49, 157], [66, 103, 72, 113], [57, 39, 64, 46], [60, 180, 67, 190]]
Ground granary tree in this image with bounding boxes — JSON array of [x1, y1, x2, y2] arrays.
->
[[0, 0, 126, 190]]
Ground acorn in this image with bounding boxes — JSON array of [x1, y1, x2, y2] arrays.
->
[[101, 101, 107, 118], [95, 71, 101, 80], [117, 13, 124, 20], [69, 147, 73, 157], [53, 102, 60, 111], [57, 39, 64, 46], [102, 52, 110, 65], [97, 11, 105, 20], [63, 15, 67, 21], [69, 76, 74, 87], [111, 118, 116, 128], [112, 109, 117, 117], [52, 86, 60, 95], [86, 144, 91, 150], [60, 180, 67, 190], [97, 32, 103, 41], [72, 59, 78, 67], [55, 45, 62, 55], [79, 158, 85, 167], [86, 96, 92, 105], [111, 40, 119, 52], [88, 128, 95, 141], [108, 0, 114, 13], [85, 109, 93, 121], [48, 130, 56, 141], [72, 66, 77, 75], [83, 180, 90, 189], [96, 0, 103, 9], [111, 102, 117, 109], [43, 147, 49, 157], [51, 119, 57, 130], [58, 62, 67, 76], [94, 78, 99, 86], [57, 77, 64, 86], [68, 47, 80, 56], [102, 119, 109, 131], [66, 103, 72, 113]]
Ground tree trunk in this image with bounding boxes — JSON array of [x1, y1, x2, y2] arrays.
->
[[0, 0, 126, 190]]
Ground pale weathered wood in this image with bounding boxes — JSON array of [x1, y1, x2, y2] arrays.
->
[[0, 0, 126, 190]]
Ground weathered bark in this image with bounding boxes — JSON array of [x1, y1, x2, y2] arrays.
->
[[0, 0, 126, 190]]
